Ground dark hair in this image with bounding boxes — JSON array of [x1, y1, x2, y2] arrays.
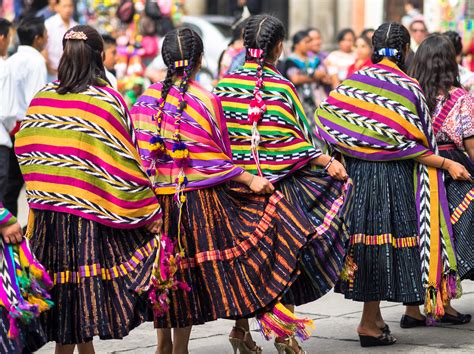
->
[[443, 30, 462, 56], [361, 28, 375, 38], [17, 16, 46, 46], [357, 34, 372, 48], [229, 18, 248, 45], [336, 28, 355, 43], [0, 18, 12, 37], [159, 28, 204, 121], [57, 25, 108, 94], [291, 30, 309, 51], [409, 34, 461, 114], [243, 15, 285, 121], [102, 33, 116, 47], [371, 22, 410, 72]]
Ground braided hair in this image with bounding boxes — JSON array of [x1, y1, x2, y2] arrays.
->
[[159, 28, 204, 119], [371, 22, 410, 72], [243, 15, 285, 122], [409, 34, 461, 114]]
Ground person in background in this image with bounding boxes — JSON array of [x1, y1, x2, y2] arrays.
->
[[409, 19, 428, 53], [285, 30, 327, 136], [401, 2, 423, 29], [0, 18, 15, 206], [102, 33, 118, 89], [444, 31, 474, 93], [405, 33, 473, 327], [307, 27, 332, 105], [217, 17, 247, 80], [463, 37, 474, 72], [4, 16, 48, 216], [44, 0, 76, 81], [325, 28, 356, 88], [360, 28, 374, 41], [346, 34, 373, 77], [36, 0, 56, 20]]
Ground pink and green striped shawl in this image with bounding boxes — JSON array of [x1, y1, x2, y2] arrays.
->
[[315, 58, 459, 318], [15, 83, 162, 228]]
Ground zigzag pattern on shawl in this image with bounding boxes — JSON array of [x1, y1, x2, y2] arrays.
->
[[25, 189, 160, 225], [0, 241, 17, 308]]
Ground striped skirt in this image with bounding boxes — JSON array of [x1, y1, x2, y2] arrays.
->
[[151, 184, 313, 328], [29, 210, 155, 345], [277, 168, 353, 306], [336, 158, 424, 303], [439, 147, 474, 280]]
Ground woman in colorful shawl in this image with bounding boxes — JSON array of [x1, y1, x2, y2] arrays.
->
[[215, 15, 353, 354], [14, 25, 163, 354], [315, 23, 472, 347], [130, 28, 316, 354], [0, 204, 52, 353], [407, 33, 473, 325]]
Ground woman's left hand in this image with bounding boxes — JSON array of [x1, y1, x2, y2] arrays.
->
[[327, 160, 349, 181]]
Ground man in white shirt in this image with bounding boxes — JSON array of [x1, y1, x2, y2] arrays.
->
[[102, 34, 118, 89], [0, 18, 15, 204], [44, 0, 76, 82], [5, 16, 48, 215]]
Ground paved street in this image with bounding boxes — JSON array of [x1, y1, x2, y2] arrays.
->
[[17, 192, 474, 354]]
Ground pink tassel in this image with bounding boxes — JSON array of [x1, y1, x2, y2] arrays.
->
[[7, 315, 20, 339]]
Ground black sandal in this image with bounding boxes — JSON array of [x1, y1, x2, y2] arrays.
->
[[440, 312, 472, 325], [359, 333, 397, 347], [380, 324, 391, 335]]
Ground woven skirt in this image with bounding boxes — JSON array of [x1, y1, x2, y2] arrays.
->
[[439, 148, 474, 280], [277, 168, 352, 306], [336, 158, 424, 303], [151, 184, 313, 328], [29, 210, 155, 345]]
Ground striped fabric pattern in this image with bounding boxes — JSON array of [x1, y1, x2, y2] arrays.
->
[[130, 80, 244, 194], [214, 61, 321, 182], [15, 83, 162, 228], [315, 59, 458, 316], [0, 205, 15, 226]]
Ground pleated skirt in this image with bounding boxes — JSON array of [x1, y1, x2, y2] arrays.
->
[[336, 158, 424, 303], [152, 183, 313, 328], [277, 168, 353, 306], [29, 210, 155, 345], [439, 148, 474, 280]]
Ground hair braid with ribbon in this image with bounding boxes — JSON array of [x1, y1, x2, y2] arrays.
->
[[371, 22, 410, 72], [243, 15, 285, 175]]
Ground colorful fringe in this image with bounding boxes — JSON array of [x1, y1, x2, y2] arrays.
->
[[136, 233, 190, 318], [256, 302, 314, 341], [425, 273, 462, 324], [0, 238, 53, 338]]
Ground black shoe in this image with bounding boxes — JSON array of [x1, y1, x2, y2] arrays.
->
[[400, 314, 427, 328], [440, 312, 472, 325], [359, 333, 397, 347], [380, 324, 391, 335]]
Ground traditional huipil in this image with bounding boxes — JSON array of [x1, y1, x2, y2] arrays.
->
[[0, 204, 52, 353], [15, 82, 163, 344], [432, 87, 474, 280], [315, 58, 460, 317], [215, 60, 353, 306], [130, 78, 314, 335]]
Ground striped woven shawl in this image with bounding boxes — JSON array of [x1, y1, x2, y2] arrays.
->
[[130, 80, 244, 194], [315, 59, 459, 317], [15, 83, 162, 228]]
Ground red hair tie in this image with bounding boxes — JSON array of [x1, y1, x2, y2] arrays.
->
[[248, 48, 264, 58]]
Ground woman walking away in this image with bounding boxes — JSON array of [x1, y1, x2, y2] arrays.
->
[[15, 25, 163, 354], [315, 22, 471, 347], [216, 15, 353, 354], [130, 28, 316, 354], [404, 33, 473, 326]]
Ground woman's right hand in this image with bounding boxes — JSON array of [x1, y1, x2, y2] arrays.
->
[[445, 159, 473, 181], [249, 176, 275, 194], [0, 222, 23, 244]]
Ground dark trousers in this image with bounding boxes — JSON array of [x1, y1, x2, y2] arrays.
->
[[0, 145, 10, 203], [4, 138, 24, 216]]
